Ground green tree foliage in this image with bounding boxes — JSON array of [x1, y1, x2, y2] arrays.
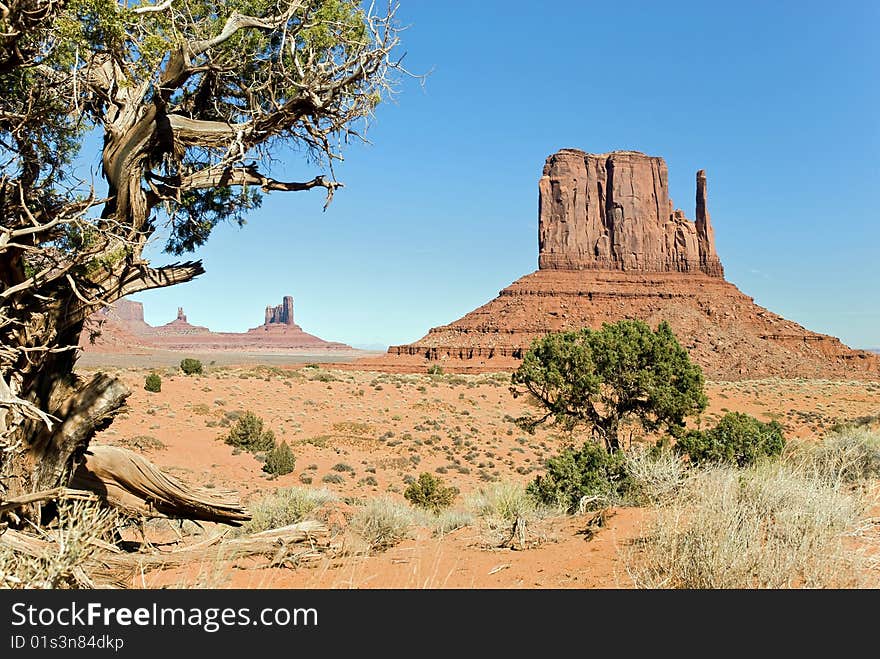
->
[[511, 321, 707, 451], [404, 472, 458, 512], [675, 412, 786, 467], [223, 411, 276, 453], [144, 373, 161, 393], [527, 441, 631, 512], [263, 441, 296, 476], [179, 358, 203, 375]]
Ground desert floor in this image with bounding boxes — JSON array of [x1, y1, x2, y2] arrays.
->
[[76, 357, 880, 588]]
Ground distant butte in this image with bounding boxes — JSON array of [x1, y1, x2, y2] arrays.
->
[[376, 149, 879, 380], [80, 296, 353, 352]]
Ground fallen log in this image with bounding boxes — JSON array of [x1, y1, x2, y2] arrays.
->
[[70, 445, 250, 525], [0, 520, 329, 586]]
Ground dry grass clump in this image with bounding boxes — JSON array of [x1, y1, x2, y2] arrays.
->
[[784, 426, 880, 484], [237, 487, 337, 535], [0, 500, 120, 589], [466, 481, 559, 548], [626, 462, 871, 588], [623, 446, 689, 505], [349, 497, 417, 551], [431, 509, 475, 536]]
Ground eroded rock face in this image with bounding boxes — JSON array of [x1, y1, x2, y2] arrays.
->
[[264, 296, 295, 326], [538, 149, 723, 277]]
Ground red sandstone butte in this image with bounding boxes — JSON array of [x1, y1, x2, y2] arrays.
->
[[80, 296, 352, 352], [378, 149, 878, 380]]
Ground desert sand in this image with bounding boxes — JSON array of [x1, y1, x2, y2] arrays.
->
[[75, 357, 880, 589]]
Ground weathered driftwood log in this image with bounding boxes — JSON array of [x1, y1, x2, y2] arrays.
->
[[0, 520, 329, 587], [70, 445, 250, 525]]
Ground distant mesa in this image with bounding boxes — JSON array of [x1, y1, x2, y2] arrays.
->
[[379, 148, 879, 380], [81, 295, 353, 352]]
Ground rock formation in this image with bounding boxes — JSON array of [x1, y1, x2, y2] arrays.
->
[[80, 296, 354, 352], [538, 150, 723, 276], [151, 306, 212, 337], [100, 299, 155, 335], [380, 149, 878, 380], [265, 296, 295, 326]]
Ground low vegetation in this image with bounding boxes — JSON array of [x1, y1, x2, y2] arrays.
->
[[621, 426, 880, 588], [237, 488, 337, 536], [0, 500, 121, 589], [626, 460, 871, 588], [223, 411, 276, 454], [404, 472, 458, 512], [179, 358, 204, 376], [675, 412, 786, 467], [784, 426, 880, 483], [350, 497, 416, 551], [527, 440, 632, 512], [263, 441, 296, 476], [144, 373, 162, 393]]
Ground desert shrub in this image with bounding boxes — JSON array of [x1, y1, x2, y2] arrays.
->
[[785, 426, 880, 484], [119, 434, 165, 452], [404, 472, 458, 512], [144, 373, 162, 393], [624, 446, 689, 505], [322, 473, 345, 484], [263, 441, 296, 476], [427, 364, 444, 375], [527, 440, 632, 512], [179, 358, 203, 375], [332, 421, 373, 436], [223, 411, 276, 453], [675, 412, 785, 467], [433, 509, 475, 535], [238, 487, 337, 535], [0, 500, 120, 589], [828, 413, 880, 434], [467, 481, 556, 548], [511, 320, 707, 451], [350, 497, 415, 551], [626, 462, 869, 588], [468, 481, 544, 522]]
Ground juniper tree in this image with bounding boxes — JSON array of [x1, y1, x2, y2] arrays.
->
[[511, 320, 708, 451], [0, 0, 404, 519]]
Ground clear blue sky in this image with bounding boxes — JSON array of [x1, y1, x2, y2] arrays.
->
[[128, 0, 879, 350]]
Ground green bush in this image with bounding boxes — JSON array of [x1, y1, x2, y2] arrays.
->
[[675, 412, 785, 468], [511, 320, 707, 451], [527, 440, 632, 512], [404, 472, 459, 512], [179, 358, 203, 375], [427, 364, 444, 375], [144, 373, 162, 393], [223, 411, 276, 453], [263, 441, 296, 476]]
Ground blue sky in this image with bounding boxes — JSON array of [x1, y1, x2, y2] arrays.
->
[[127, 0, 879, 350]]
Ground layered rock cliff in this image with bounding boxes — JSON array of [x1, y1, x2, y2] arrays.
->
[[538, 150, 723, 277]]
